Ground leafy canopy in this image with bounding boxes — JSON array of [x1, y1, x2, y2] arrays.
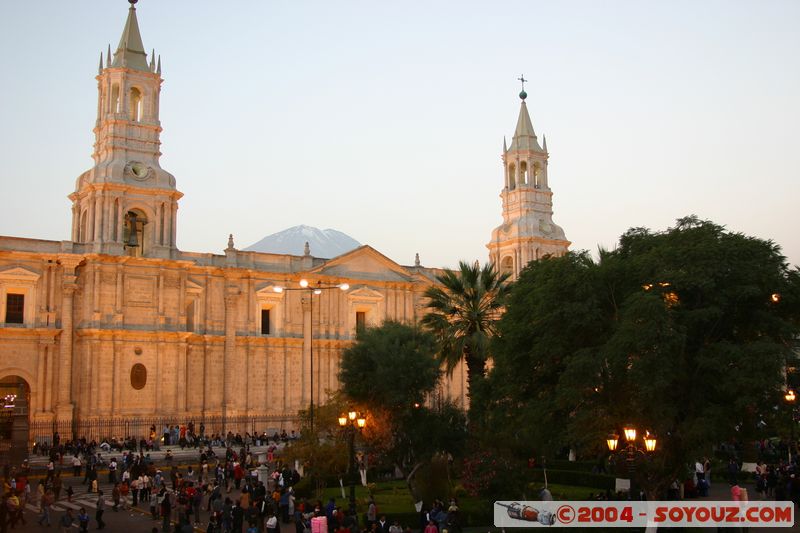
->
[[421, 260, 511, 398], [481, 217, 800, 494], [338, 320, 466, 477]]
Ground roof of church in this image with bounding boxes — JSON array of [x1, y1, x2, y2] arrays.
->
[[508, 101, 544, 153], [111, 3, 150, 71]]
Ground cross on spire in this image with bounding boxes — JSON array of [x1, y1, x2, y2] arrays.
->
[[517, 74, 529, 101]]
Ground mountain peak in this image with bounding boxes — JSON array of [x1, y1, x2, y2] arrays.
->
[[243, 225, 361, 258]]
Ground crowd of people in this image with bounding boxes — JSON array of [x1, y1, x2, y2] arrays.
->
[[1, 426, 437, 533]]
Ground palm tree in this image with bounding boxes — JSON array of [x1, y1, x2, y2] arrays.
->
[[421, 260, 511, 404]]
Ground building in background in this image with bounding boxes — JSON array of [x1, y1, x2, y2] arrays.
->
[[0, 2, 567, 446]]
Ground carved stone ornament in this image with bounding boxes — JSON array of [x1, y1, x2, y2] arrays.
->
[[124, 161, 153, 181], [130, 363, 147, 390]]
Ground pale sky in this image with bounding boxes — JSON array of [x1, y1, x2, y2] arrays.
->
[[1, 0, 798, 269]]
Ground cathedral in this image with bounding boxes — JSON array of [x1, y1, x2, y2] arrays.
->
[[0, 1, 568, 450]]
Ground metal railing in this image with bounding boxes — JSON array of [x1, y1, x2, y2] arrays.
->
[[28, 414, 299, 449]]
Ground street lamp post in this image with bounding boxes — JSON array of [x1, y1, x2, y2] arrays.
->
[[606, 424, 657, 500], [785, 389, 796, 461], [338, 411, 367, 515], [274, 279, 350, 434]]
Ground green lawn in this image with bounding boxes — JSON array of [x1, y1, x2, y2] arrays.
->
[[315, 480, 608, 528]]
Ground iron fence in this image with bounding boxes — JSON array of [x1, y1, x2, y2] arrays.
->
[[28, 414, 299, 449]]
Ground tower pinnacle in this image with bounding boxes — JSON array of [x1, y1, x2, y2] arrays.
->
[[112, 0, 149, 71]]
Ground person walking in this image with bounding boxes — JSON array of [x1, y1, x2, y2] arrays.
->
[[96, 490, 106, 529], [37, 489, 54, 526]]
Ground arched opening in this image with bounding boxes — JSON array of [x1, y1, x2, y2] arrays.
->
[[110, 84, 120, 114], [500, 256, 514, 277], [79, 209, 88, 242], [533, 162, 541, 188], [520, 161, 528, 186], [123, 209, 148, 257], [129, 87, 143, 122], [0, 376, 30, 464], [508, 164, 516, 190]]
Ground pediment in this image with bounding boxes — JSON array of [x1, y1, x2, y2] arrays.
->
[[0, 265, 41, 282], [186, 278, 204, 293], [347, 286, 384, 301], [255, 283, 287, 299], [309, 245, 414, 282]]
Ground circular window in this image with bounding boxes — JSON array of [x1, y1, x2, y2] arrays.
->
[[130, 363, 147, 390]]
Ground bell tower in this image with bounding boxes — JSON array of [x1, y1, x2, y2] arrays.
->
[[69, 0, 181, 258], [487, 80, 569, 279]]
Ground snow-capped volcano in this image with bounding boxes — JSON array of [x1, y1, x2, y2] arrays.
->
[[244, 225, 361, 258]]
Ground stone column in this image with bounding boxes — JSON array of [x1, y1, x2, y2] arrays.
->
[[223, 286, 240, 422], [44, 340, 55, 412], [116, 201, 125, 242], [93, 195, 103, 244], [170, 202, 178, 248], [177, 341, 188, 414], [87, 194, 95, 242], [55, 260, 79, 423], [71, 205, 79, 242]]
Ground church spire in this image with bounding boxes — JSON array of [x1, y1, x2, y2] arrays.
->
[[111, 0, 150, 71], [508, 100, 543, 152], [487, 83, 569, 279]]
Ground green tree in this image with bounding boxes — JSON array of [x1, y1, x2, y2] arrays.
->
[[421, 260, 511, 405], [339, 320, 440, 408], [339, 321, 467, 501], [482, 217, 800, 496]]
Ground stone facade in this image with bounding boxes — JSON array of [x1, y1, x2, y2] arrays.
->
[[0, 4, 564, 439]]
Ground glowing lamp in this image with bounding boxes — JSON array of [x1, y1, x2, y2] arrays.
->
[[299, 279, 309, 288], [623, 425, 637, 442], [606, 434, 619, 452], [772, 293, 781, 303], [786, 390, 796, 403], [644, 435, 657, 452], [338, 416, 348, 427], [356, 417, 366, 429], [339, 283, 350, 291], [348, 411, 357, 421], [272, 286, 284, 293]]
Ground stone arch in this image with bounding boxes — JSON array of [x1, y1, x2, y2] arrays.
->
[[508, 163, 516, 190], [500, 255, 514, 277], [123, 207, 151, 257], [79, 209, 88, 242], [110, 83, 120, 114], [129, 86, 143, 122], [0, 373, 32, 463]]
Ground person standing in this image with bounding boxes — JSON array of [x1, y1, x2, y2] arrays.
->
[[77, 507, 90, 533], [96, 490, 106, 529], [161, 488, 172, 533], [72, 455, 82, 478], [59, 509, 75, 533]]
